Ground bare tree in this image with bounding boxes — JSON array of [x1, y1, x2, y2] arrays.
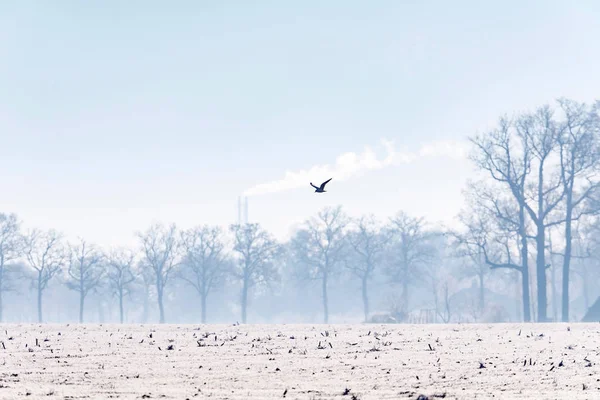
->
[[138, 223, 180, 323], [23, 229, 66, 322], [179, 225, 229, 323], [345, 214, 388, 321], [290, 206, 348, 323], [386, 211, 435, 311], [556, 98, 600, 321], [460, 179, 533, 321], [436, 281, 452, 323], [454, 185, 532, 322], [518, 106, 567, 321], [0, 213, 21, 322], [458, 247, 489, 313], [546, 228, 561, 321], [448, 216, 489, 315], [230, 223, 280, 324], [66, 239, 105, 323], [138, 260, 154, 323], [107, 247, 137, 323], [469, 108, 565, 321]]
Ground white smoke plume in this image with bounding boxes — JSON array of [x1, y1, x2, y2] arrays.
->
[[243, 139, 468, 197]]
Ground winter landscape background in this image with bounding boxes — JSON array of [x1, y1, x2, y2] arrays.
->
[[2, 96, 600, 327], [3, 2, 600, 399]]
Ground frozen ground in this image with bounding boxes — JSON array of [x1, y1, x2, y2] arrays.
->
[[0, 322, 598, 399]]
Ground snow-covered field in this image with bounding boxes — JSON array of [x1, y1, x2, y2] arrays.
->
[[0, 322, 597, 399]]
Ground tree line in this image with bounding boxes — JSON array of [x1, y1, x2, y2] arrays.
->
[[1, 97, 599, 324], [0, 208, 446, 324]]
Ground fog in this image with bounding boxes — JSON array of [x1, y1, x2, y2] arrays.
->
[[2, 3, 600, 327], [3, 107, 600, 325]]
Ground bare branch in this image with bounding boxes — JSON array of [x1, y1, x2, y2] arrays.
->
[[137, 223, 181, 322], [179, 225, 229, 299], [23, 229, 66, 291]]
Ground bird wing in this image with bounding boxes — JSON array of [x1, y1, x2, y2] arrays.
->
[[320, 178, 332, 189], [310, 182, 319, 189]]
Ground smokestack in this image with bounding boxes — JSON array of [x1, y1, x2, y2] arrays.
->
[[238, 196, 241, 224], [244, 196, 248, 224]]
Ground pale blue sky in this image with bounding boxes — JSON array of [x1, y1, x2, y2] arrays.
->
[[1, 1, 599, 247]]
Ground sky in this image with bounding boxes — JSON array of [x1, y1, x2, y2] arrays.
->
[[1, 0, 599, 249]]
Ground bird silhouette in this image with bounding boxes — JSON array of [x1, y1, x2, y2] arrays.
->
[[310, 178, 332, 193]]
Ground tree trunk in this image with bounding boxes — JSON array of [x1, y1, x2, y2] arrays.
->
[[550, 259, 558, 322], [514, 270, 521, 321], [530, 270, 537, 322], [0, 268, 3, 323], [157, 288, 165, 324], [443, 283, 451, 323], [37, 274, 43, 323], [119, 288, 124, 324], [519, 203, 532, 322], [432, 277, 440, 323], [561, 191, 573, 322], [97, 297, 105, 323], [582, 267, 590, 311], [402, 258, 409, 310], [534, 162, 548, 322], [322, 274, 329, 323], [547, 232, 558, 321], [141, 284, 149, 323], [155, 275, 166, 324], [241, 278, 248, 324], [478, 271, 485, 312], [201, 292, 207, 324], [361, 275, 369, 322], [535, 225, 548, 322], [79, 291, 85, 323], [520, 266, 531, 323]]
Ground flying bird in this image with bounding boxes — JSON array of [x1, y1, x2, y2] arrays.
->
[[310, 178, 332, 193]]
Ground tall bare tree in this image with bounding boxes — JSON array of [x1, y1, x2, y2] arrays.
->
[[107, 247, 137, 324], [454, 186, 532, 322], [290, 206, 348, 323], [138, 223, 180, 323], [230, 222, 280, 323], [386, 211, 435, 311], [546, 229, 561, 321], [518, 106, 567, 321], [23, 229, 65, 322], [180, 225, 229, 323], [556, 98, 600, 321], [345, 215, 388, 321], [470, 107, 566, 321], [66, 239, 105, 323], [0, 213, 22, 322]]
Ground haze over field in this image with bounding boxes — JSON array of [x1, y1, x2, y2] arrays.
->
[[2, 1, 599, 246], [3, 3, 600, 399], [1, 2, 600, 333]]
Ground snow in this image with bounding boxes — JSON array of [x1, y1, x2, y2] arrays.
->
[[0, 322, 597, 399]]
